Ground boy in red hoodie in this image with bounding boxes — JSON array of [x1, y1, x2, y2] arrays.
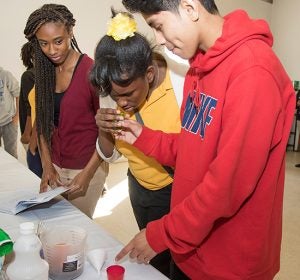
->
[[114, 1, 296, 279]]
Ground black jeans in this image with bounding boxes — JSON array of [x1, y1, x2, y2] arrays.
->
[[170, 260, 190, 280], [127, 169, 172, 277]]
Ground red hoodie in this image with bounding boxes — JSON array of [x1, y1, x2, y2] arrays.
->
[[133, 10, 295, 279]]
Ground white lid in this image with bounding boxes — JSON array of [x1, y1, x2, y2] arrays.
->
[[20, 222, 35, 234]]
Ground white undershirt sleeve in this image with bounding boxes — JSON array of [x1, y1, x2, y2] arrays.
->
[[95, 139, 121, 163]]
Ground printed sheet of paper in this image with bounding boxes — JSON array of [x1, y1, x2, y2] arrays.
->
[[0, 186, 68, 215]]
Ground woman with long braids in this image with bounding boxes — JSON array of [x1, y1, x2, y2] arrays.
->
[[23, 3, 108, 218]]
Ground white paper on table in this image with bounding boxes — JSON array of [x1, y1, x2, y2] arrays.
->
[[0, 186, 69, 215]]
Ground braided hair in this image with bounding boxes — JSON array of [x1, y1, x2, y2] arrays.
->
[[23, 4, 82, 147], [20, 41, 34, 69]]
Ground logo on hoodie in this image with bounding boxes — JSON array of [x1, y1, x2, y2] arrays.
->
[[182, 91, 217, 138]]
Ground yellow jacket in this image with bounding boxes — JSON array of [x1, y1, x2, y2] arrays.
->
[[28, 87, 36, 126], [116, 70, 181, 190]]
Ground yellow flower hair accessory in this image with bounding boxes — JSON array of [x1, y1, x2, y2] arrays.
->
[[107, 13, 137, 41]]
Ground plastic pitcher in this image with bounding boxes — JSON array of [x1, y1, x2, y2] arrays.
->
[[40, 225, 87, 280]]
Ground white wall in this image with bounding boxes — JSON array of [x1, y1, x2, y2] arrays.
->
[[0, 0, 280, 103], [271, 0, 300, 81], [0, 0, 127, 79], [216, 0, 272, 21]]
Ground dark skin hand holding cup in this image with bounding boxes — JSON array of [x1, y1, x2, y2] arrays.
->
[[95, 108, 128, 137]]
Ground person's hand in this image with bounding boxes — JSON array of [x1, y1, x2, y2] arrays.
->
[[95, 108, 125, 133], [115, 229, 157, 264], [20, 133, 31, 145], [114, 119, 143, 144], [12, 115, 19, 125], [64, 170, 92, 200], [40, 163, 62, 192]]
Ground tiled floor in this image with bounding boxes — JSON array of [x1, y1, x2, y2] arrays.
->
[[93, 152, 300, 280], [93, 158, 139, 244], [274, 151, 300, 280]]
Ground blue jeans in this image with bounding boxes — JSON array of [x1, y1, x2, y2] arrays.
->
[[27, 148, 43, 178]]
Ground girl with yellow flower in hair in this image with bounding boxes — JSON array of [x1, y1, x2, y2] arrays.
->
[[90, 9, 181, 277]]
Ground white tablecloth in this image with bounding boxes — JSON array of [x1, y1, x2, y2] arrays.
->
[[0, 148, 168, 279]]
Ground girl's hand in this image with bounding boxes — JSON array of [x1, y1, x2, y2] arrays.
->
[[65, 170, 92, 200], [40, 163, 62, 193], [95, 108, 125, 134], [20, 133, 31, 145]]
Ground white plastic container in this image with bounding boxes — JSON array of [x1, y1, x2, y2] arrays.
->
[[40, 225, 87, 280], [6, 222, 49, 280]]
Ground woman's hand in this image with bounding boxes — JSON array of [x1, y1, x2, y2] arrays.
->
[[64, 170, 92, 200], [40, 163, 62, 193], [20, 133, 31, 145], [95, 108, 125, 134]]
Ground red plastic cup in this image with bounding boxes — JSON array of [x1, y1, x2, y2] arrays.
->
[[106, 264, 125, 280]]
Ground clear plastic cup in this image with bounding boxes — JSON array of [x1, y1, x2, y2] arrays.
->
[[99, 95, 117, 109]]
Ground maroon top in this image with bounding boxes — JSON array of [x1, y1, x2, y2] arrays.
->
[[51, 54, 99, 169]]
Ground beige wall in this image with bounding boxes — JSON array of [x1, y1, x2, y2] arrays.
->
[[0, 0, 126, 79], [2, 0, 294, 99], [271, 0, 300, 81], [216, 0, 272, 21]]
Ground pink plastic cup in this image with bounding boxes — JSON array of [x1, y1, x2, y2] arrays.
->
[[106, 264, 125, 280]]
